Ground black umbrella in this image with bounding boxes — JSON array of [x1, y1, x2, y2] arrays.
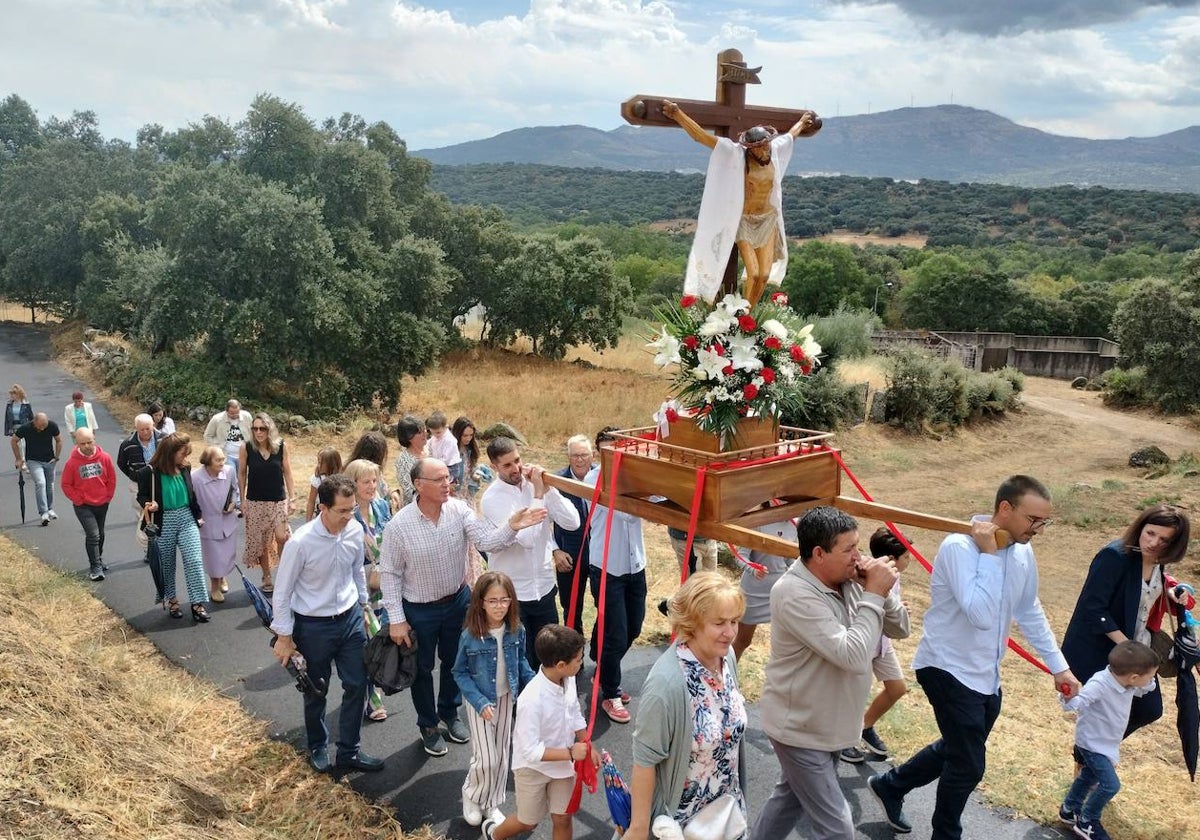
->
[[1171, 600, 1200, 782], [17, 468, 26, 523], [144, 523, 164, 603], [235, 565, 326, 698]]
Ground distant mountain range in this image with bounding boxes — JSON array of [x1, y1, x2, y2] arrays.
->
[[415, 105, 1200, 193]]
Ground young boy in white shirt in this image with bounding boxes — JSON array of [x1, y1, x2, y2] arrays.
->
[[1059, 640, 1159, 840], [484, 624, 599, 840], [426, 411, 463, 486]]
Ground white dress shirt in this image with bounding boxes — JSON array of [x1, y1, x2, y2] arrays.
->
[[912, 515, 1068, 694], [512, 670, 587, 778], [583, 466, 646, 577], [1061, 667, 1156, 765], [480, 478, 580, 601], [270, 515, 368, 636]]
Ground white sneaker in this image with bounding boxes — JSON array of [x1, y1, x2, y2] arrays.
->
[[40, 513, 50, 526], [486, 808, 505, 825], [462, 800, 483, 826], [47, 509, 58, 520]]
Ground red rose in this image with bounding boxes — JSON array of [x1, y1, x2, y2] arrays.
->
[[770, 292, 789, 305], [738, 315, 757, 332], [665, 407, 679, 422], [763, 336, 782, 350], [682, 335, 699, 350], [760, 368, 776, 384], [789, 344, 807, 363], [722, 364, 734, 376], [680, 294, 698, 308], [743, 383, 759, 400], [801, 362, 813, 375], [709, 343, 725, 356]]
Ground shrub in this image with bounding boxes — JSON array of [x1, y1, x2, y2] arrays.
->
[[778, 369, 865, 431], [883, 349, 944, 432], [883, 349, 1018, 432], [807, 306, 877, 366], [1098, 366, 1150, 408], [995, 366, 1025, 396], [965, 372, 1016, 415]]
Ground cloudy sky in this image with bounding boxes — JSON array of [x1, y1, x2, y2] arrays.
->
[[4, 0, 1200, 150]]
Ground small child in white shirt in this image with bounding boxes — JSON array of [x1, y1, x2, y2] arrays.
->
[[483, 624, 599, 840], [1059, 640, 1159, 840], [426, 410, 463, 486]]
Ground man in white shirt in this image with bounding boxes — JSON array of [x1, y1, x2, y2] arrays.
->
[[204, 399, 251, 476], [583, 427, 647, 725], [480, 437, 580, 668], [868, 475, 1081, 839], [270, 475, 383, 775]]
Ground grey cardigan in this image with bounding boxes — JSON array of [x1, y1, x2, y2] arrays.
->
[[631, 642, 747, 822]]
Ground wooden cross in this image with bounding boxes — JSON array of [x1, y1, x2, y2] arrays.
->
[[621, 48, 820, 297]]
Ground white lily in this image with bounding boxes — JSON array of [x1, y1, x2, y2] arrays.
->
[[795, 323, 814, 339], [761, 319, 789, 340], [716, 293, 751, 315], [698, 309, 737, 338], [646, 327, 680, 367], [695, 347, 729, 380], [728, 333, 763, 372], [802, 335, 822, 361]]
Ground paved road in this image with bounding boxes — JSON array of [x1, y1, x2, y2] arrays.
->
[[0, 321, 1063, 840]]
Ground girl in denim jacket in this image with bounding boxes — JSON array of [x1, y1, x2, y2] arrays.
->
[[452, 572, 537, 827]]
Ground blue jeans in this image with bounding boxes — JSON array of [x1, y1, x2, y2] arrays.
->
[[1064, 746, 1120, 823], [880, 667, 1002, 840], [27, 459, 55, 515], [292, 605, 369, 762], [588, 567, 646, 700], [403, 585, 470, 729], [519, 587, 560, 670]]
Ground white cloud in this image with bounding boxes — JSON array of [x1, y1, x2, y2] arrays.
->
[[2, 0, 1199, 149]]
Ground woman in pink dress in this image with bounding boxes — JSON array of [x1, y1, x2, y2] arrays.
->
[[194, 445, 241, 602]]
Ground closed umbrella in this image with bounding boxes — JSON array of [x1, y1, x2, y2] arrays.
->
[[17, 468, 26, 523], [234, 565, 326, 698], [1171, 600, 1200, 781], [601, 750, 632, 835], [144, 524, 164, 603]]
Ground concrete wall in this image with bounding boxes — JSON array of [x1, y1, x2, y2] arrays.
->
[[1006, 349, 1118, 380]]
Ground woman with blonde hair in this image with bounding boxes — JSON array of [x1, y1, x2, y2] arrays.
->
[[627, 572, 749, 840], [345, 457, 392, 720], [194, 445, 240, 602], [5, 384, 33, 438], [238, 412, 294, 593]]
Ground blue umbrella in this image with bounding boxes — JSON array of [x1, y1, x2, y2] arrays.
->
[[235, 564, 274, 629], [601, 750, 632, 833]]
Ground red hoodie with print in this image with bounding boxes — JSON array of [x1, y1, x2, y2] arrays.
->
[[61, 443, 118, 507]]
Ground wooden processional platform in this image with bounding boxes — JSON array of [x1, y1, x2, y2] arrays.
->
[[542, 424, 996, 558]]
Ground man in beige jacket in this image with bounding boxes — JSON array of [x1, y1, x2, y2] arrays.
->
[[751, 506, 909, 840]]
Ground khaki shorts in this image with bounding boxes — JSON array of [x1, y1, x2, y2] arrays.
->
[[872, 647, 903, 683], [514, 767, 575, 824]]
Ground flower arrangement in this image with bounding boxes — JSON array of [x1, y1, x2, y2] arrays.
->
[[646, 291, 822, 440]]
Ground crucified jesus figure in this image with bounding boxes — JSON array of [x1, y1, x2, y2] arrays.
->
[[663, 100, 818, 307]]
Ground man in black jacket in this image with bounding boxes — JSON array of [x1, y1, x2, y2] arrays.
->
[[116, 414, 164, 518]]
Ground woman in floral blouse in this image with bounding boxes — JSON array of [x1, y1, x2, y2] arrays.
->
[[627, 572, 749, 840]]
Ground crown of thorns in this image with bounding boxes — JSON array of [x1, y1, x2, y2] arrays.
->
[[737, 125, 778, 149]]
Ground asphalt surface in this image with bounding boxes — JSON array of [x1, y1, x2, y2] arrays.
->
[[0, 320, 1065, 840]]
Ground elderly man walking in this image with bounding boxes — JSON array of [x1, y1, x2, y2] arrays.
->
[[60, 428, 118, 581], [11, 412, 63, 525], [380, 457, 547, 757]]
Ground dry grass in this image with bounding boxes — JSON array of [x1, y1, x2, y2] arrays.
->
[[0, 537, 408, 839]]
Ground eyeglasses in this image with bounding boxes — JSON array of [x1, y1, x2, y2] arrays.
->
[[568, 452, 592, 460], [416, 475, 452, 484], [483, 597, 512, 607], [251, 425, 268, 431], [1023, 513, 1054, 530]]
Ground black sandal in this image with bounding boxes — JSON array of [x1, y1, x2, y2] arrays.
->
[[167, 598, 183, 619], [191, 604, 210, 623]]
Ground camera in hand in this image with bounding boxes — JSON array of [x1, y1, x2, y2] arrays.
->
[[270, 635, 328, 698]]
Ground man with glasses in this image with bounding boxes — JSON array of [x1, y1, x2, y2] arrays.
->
[[379, 457, 548, 757], [60, 428, 118, 581], [868, 475, 1081, 839], [480, 436, 579, 668]]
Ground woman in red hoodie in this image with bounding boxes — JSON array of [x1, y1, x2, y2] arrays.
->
[[60, 427, 118, 581]]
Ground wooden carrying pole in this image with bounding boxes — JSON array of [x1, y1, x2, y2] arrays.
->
[[540, 473, 1011, 560]]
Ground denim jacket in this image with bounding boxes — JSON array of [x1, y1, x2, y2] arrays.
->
[[452, 625, 536, 714]]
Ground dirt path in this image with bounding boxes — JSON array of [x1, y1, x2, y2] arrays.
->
[[1021, 375, 1199, 455]]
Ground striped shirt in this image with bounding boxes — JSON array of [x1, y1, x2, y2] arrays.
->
[[379, 497, 518, 624]]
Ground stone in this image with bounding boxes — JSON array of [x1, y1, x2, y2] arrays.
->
[[868, 389, 888, 424], [1128, 446, 1170, 468], [1070, 376, 1088, 390], [478, 422, 526, 444]]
